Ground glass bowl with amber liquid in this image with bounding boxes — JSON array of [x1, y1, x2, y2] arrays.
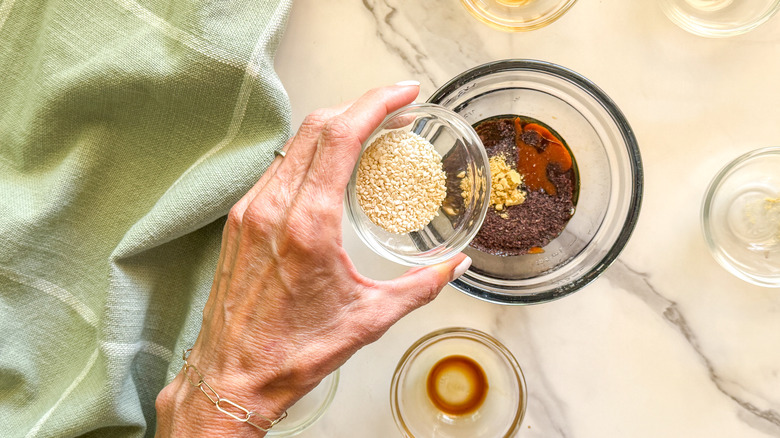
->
[[390, 327, 527, 438]]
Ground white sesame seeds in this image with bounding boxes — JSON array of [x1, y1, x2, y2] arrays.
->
[[356, 130, 447, 234]]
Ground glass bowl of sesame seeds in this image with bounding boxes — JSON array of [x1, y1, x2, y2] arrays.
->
[[345, 103, 491, 266]]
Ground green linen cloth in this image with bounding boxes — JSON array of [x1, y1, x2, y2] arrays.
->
[[0, 0, 292, 436]]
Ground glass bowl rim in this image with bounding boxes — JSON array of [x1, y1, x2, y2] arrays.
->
[[427, 58, 644, 305], [659, 0, 780, 38], [460, 0, 579, 32], [389, 326, 528, 437], [345, 102, 491, 266], [700, 146, 780, 288], [267, 369, 340, 436]]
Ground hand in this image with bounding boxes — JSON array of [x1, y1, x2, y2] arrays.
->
[[155, 84, 472, 437]]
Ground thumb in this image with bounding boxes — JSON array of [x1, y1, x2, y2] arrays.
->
[[382, 254, 472, 316]]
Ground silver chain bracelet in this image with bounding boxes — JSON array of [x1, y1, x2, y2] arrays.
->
[[181, 349, 288, 432]]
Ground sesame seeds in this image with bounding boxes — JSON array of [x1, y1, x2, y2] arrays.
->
[[356, 130, 447, 234]]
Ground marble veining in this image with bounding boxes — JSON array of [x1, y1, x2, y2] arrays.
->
[[608, 260, 780, 435], [361, 0, 437, 87], [486, 305, 571, 438], [359, 0, 502, 94], [274, 0, 780, 435]]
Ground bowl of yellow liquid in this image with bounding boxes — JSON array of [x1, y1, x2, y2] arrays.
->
[[461, 0, 578, 32]]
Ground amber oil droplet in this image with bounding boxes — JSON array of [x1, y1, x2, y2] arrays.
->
[[426, 355, 488, 416]]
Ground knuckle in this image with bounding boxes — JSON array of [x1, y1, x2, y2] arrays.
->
[[420, 279, 442, 305], [226, 204, 245, 231], [285, 356, 329, 391], [405, 277, 443, 308], [349, 312, 385, 345], [241, 203, 277, 236], [298, 109, 332, 136], [419, 271, 446, 305], [353, 321, 383, 346], [320, 116, 356, 145]]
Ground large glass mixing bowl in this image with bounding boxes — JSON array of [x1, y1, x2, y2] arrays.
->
[[428, 59, 643, 305]]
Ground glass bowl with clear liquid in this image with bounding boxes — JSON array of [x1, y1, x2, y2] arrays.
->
[[659, 0, 780, 37], [701, 147, 780, 287]]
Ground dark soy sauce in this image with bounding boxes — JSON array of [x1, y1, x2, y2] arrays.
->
[[470, 115, 580, 256]]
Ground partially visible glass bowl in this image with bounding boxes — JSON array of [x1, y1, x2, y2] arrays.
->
[[461, 0, 578, 32], [390, 327, 527, 438], [345, 103, 491, 266], [659, 0, 780, 37], [701, 147, 780, 288], [267, 370, 339, 437], [428, 59, 643, 305]]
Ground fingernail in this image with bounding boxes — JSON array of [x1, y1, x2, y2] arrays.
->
[[451, 256, 472, 281], [394, 80, 420, 87]]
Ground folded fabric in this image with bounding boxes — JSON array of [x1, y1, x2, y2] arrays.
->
[[0, 0, 292, 436]]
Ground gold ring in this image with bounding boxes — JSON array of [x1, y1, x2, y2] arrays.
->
[[274, 149, 286, 158]]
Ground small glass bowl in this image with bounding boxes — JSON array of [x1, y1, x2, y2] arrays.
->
[[659, 0, 780, 37], [345, 103, 491, 266], [390, 328, 527, 438], [428, 59, 643, 305], [267, 370, 339, 437], [701, 147, 780, 288], [461, 0, 578, 32]]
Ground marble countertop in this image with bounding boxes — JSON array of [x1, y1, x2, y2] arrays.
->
[[274, 1, 780, 436]]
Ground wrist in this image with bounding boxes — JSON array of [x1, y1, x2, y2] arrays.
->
[[155, 354, 292, 438]]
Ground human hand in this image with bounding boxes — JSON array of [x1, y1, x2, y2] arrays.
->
[[155, 84, 472, 437]]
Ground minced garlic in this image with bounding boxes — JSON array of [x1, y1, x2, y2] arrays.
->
[[459, 154, 526, 219]]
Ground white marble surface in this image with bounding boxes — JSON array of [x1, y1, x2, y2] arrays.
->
[[274, 1, 780, 436]]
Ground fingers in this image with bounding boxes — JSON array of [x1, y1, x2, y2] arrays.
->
[[235, 102, 351, 220], [227, 136, 293, 226], [298, 84, 420, 210], [231, 102, 354, 243], [255, 101, 354, 205]]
